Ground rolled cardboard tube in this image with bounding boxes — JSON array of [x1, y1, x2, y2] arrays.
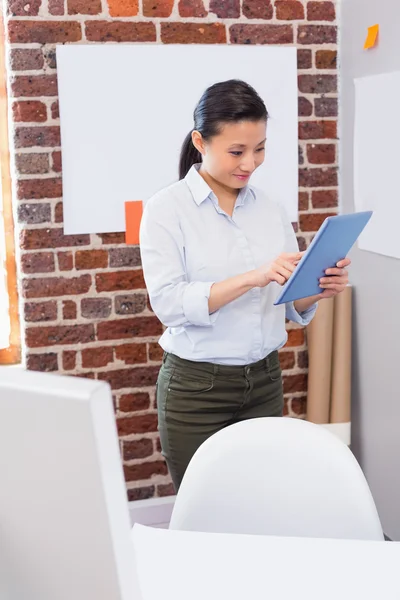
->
[[330, 286, 352, 424], [306, 297, 334, 424]]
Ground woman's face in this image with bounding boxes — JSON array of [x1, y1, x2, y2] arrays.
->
[[193, 120, 267, 191]]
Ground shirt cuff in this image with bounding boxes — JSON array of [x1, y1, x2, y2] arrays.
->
[[285, 301, 317, 326], [182, 281, 218, 327]]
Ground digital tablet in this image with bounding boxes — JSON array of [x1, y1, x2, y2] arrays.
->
[[274, 211, 373, 305]]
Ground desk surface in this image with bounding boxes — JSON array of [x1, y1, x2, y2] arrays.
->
[[132, 524, 400, 600]]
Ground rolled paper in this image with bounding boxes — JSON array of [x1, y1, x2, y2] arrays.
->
[[306, 297, 334, 424], [330, 286, 352, 424]]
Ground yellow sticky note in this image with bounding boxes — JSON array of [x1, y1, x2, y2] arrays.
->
[[125, 201, 143, 245], [364, 24, 379, 49]]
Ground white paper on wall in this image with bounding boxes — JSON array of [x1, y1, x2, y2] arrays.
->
[[56, 44, 299, 234], [354, 71, 400, 258]]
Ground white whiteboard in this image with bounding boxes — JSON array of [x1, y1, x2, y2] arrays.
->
[[354, 71, 400, 258], [56, 45, 298, 234]]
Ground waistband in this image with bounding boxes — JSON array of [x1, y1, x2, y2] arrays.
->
[[162, 351, 279, 376]]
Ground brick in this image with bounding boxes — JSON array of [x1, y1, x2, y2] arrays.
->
[[316, 50, 337, 70], [283, 374, 307, 394], [298, 120, 337, 140], [17, 178, 62, 200], [55, 202, 63, 223], [124, 461, 167, 482], [16, 153, 49, 175], [297, 351, 308, 369], [51, 101, 60, 120], [62, 300, 77, 320], [98, 366, 159, 389], [21, 251, 54, 273], [127, 487, 155, 501], [95, 270, 145, 292], [97, 316, 162, 340], [297, 236, 306, 251], [298, 25, 337, 44], [307, 143, 335, 165], [15, 126, 61, 148], [291, 396, 307, 416], [49, 0, 64, 14], [298, 97, 313, 117], [243, 0, 272, 19], [81, 297, 112, 319], [26, 324, 95, 348], [285, 329, 304, 347], [62, 350, 76, 370], [148, 342, 163, 361], [230, 24, 293, 44], [75, 372, 96, 380], [109, 247, 141, 268], [298, 191, 309, 211], [20, 228, 90, 250], [298, 145, 304, 166], [68, 0, 102, 13], [12, 75, 58, 98], [27, 352, 58, 372], [75, 249, 108, 270], [278, 350, 295, 370], [7, 0, 41, 15], [299, 167, 337, 188], [297, 49, 312, 69], [123, 438, 153, 461], [298, 74, 337, 94], [12, 101, 47, 123], [119, 392, 150, 413], [178, 0, 207, 17], [210, 0, 240, 18], [86, 21, 155, 42], [157, 483, 175, 497], [115, 293, 147, 315], [44, 48, 57, 69], [143, 0, 174, 16], [315, 97, 337, 118], [52, 150, 62, 172], [156, 438, 161, 453], [115, 343, 147, 365], [162, 22, 226, 44], [299, 212, 336, 232], [82, 346, 113, 368], [312, 189, 338, 209], [24, 300, 57, 322], [307, 1, 335, 21], [58, 251, 73, 271], [10, 49, 44, 71], [107, 0, 138, 16], [18, 203, 51, 225], [99, 232, 126, 245], [8, 21, 82, 44], [117, 413, 158, 435], [22, 274, 92, 299], [276, 1, 304, 20]]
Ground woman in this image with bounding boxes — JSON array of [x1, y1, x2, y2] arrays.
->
[[140, 80, 350, 491]]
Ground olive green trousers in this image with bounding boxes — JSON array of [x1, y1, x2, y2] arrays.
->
[[156, 351, 284, 492]]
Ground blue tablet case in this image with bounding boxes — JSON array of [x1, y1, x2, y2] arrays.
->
[[274, 211, 373, 305]]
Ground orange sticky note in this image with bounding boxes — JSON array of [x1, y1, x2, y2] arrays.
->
[[125, 201, 143, 245], [364, 24, 379, 49]]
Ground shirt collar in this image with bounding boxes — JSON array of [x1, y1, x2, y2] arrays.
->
[[185, 164, 255, 207]]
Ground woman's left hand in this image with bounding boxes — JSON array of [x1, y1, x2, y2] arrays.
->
[[318, 258, 351, 299]]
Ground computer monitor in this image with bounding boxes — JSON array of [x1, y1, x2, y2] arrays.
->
[[0, 367, 142, 600]]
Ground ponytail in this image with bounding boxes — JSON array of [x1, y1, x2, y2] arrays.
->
[[179, 131, 202, 180]]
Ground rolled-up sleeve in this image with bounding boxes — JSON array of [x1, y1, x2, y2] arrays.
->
[[285, 301, 317, 326], [139, 194, 217, 328]]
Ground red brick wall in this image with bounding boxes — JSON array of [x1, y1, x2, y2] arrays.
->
[[5, 0, 338, 500]]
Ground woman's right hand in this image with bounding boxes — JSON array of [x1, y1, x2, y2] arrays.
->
[[250, 252, 304, 288]]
